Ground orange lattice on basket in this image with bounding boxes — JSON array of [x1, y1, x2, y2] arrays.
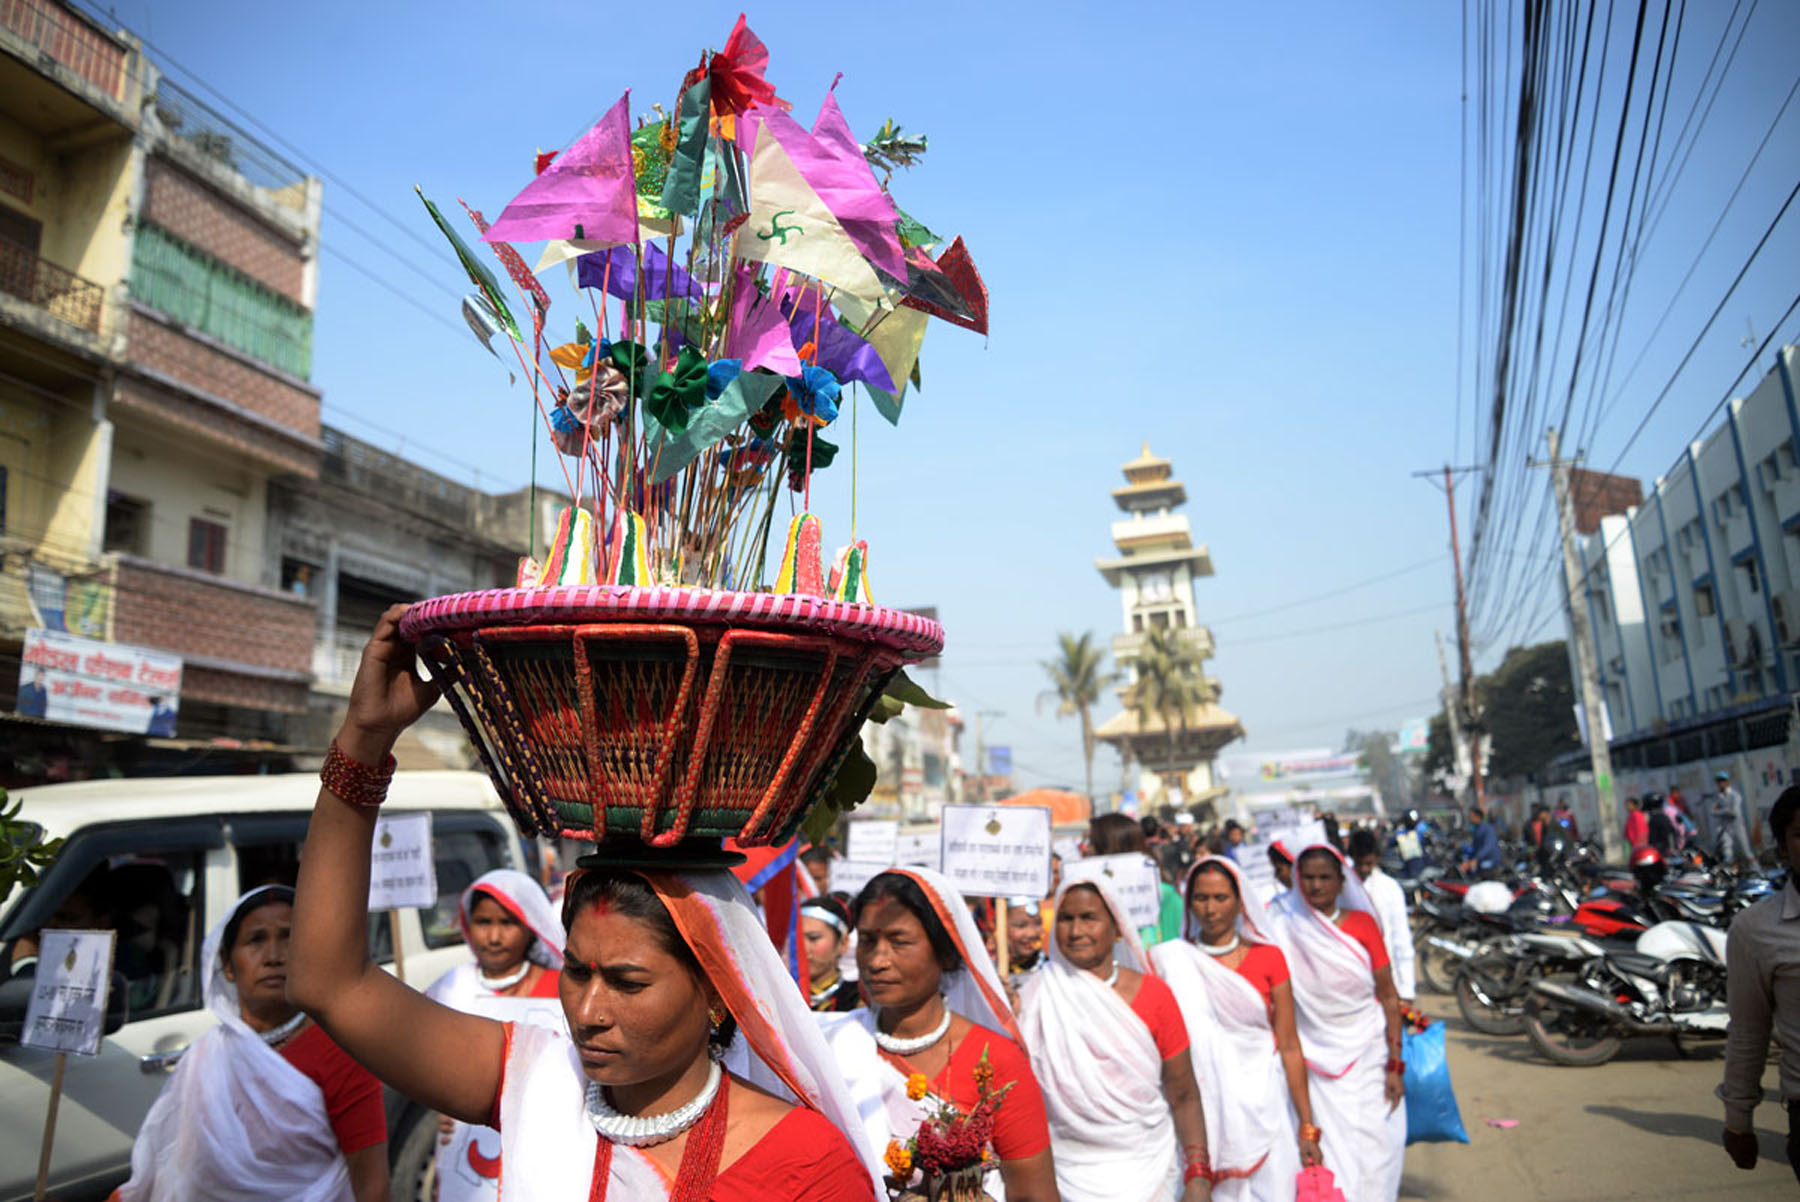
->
[[400, 586, 945, 856]]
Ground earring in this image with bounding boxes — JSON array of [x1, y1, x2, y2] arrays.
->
[[707, 1003, 727, 1032]]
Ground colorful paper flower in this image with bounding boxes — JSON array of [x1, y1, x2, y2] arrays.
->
[[785, 429, 838, 492], [708, 15, 788, 117], [782, 364, 841, 426], [646, 346, 709, 434]]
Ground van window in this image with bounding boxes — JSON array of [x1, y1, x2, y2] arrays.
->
[[423, 827, 513, 950], [226, 815, 397, 967], [3, 847, 206, 1020]]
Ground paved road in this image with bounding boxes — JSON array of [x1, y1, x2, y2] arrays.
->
[[1399, 988, 1793, 1200]]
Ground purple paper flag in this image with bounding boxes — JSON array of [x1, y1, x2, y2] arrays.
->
[[809, 90, 906, 277], [484, 93, 638, 246], [781, 287, 895, 392], [576, 242, 703, 304], [729, 266, 802, 374]]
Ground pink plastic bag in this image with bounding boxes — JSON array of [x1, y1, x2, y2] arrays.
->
[[1296, 1165, 1348, 1202]]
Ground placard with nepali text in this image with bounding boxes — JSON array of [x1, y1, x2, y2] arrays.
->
[[369, 812, 437, 910], [1063, 852, 1163, 931], [22, 930, 115, 1056], [827, 859, 893, 898], [939, 804, 1053, 899], [846, 818, 900, 864]]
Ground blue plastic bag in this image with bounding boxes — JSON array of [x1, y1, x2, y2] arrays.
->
[[1403, 1022, 1469, 1144]]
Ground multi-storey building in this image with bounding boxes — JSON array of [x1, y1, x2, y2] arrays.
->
[[1561, 345, 1800, 823], [1, 0, 324, 775]]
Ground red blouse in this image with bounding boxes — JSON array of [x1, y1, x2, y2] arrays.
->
[[279, 1023, 386, 1155], [649, 1107, 875, 1200], [1232, 943, 1291, 1009], [525, 966, 561, 997], [1128, 973, 1190, 1060], [1338, 910, 1390, 971], [883, 1024, 1052, 1160]]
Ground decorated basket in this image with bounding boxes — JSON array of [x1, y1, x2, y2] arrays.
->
[[402, 586, 943, 862], [404, 17, 981, 864]]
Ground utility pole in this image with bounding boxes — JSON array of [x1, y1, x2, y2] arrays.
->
[[1541, 427, 1624, 862], [971, 710, 1003, 802], [1434, 630, 1473, 791], [1413, 465, 1485, 808]]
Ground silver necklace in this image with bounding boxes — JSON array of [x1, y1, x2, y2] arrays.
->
[[1323, 907, 1342, 924], [258, 1011, 307, 1046], [1201, 935, 1242, 957], [585, 1058, 722, 1147], [1099, 962, 1121, 987], [874, 1005, 952, 1055], [479, 962, 531, 992]]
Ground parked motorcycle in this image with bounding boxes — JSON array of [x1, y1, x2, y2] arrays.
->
[[1523, 919, 1729, 1066]]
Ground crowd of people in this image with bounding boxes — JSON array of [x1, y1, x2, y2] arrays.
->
[[94, 611, 1446, 1201]]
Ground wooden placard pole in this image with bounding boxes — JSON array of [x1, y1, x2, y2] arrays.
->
[[389, 910, 407, 985], [994, 898, 1011, 980], [34, 1051, 67, 1202]]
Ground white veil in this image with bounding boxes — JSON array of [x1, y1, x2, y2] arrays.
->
[[117, 886, 352, 1202], [457, 868, 565, 968]]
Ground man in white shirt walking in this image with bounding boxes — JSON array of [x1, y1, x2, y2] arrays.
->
[[1721, 785, 1800, 1183], [1350, 828, 1416, 1000]]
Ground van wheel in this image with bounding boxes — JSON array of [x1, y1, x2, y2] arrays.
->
[[390, 1106, 439, 1202]]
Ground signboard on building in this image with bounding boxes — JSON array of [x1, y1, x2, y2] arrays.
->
[[15, 628, 182, 736], [986, 746, 1012, 777]]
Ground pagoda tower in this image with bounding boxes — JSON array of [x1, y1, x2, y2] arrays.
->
[[1093, 444, 1244, 811]]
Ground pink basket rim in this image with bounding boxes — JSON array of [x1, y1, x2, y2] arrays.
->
[[398, 586, 945, 658]]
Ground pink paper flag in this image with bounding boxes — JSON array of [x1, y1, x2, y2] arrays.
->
[[729, 265, 802, 374], [483, 93, 637, 246], [809, 89, 906, 277]]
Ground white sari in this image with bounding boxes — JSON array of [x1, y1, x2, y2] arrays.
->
[[1153, 857, 1298, 1202], [1019, 878, 1178, 1202], [117, 887, 352, 1202], [425, 870, 567, 1202], [819, 867, 1024, 1201], [1272, 846, 1405, 1202], [497, 867, 882, 1198]]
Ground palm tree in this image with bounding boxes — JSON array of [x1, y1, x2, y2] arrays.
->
[[1037, 631, 1115, 804], [1129, 627, 1214, 787]]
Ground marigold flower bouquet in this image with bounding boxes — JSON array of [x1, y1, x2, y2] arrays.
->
[[883, 1053, 1012, 1202]]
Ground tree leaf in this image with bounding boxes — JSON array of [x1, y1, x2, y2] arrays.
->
[[866, 694, 906, 724], [884, 668, 951, 710]]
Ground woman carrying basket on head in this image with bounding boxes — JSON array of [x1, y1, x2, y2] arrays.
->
[[1153, 856, 1323, 1202], [1271, 845, 1405, 1202], [424, 870, 566, 1201], [288, 607, 881, 1200], [819, 868, 1060, 1201], [112, 885, 389, 1202], [1017, 877, 1213, 1200]]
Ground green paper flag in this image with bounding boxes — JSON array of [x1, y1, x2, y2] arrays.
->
[[661, 77, 712, 217], [650, 370, 785, 484], [417, 187, 522, 343]]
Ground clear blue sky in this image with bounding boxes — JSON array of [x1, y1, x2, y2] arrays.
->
[[92, 1, 1800, 791]]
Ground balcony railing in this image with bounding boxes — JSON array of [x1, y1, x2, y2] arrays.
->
[[0, 0, 125, 99], [0, 236, 103, 332]]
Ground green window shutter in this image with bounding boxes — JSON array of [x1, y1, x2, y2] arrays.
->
[[130, 223, 313, 379]]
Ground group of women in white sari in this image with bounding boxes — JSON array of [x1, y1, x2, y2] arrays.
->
[[1152, 849, 1406, 1202], [112, 609, 1407, 1202]]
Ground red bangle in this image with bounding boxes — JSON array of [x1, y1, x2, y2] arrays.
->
[[1387, 1058, 1406, 1074], [1182, 1160, 1212, 1185], [1299, 1123, 1322, 1143], [321, 739, 396, 807]]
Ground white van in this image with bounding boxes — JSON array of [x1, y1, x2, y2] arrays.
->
[[0, 772, 527, 1202]]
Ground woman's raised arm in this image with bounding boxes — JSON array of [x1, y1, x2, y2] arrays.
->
[[288, 605, 506, 1125]]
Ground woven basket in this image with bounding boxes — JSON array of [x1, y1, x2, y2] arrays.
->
[[400, 586, 944, 859]]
